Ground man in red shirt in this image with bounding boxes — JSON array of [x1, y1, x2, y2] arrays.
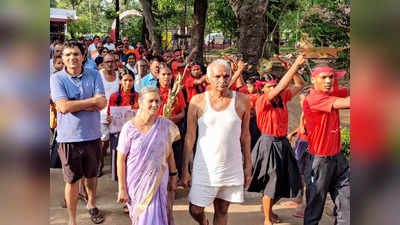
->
[[133, 42, 145, 61], [302, 65, 350, 225], [185, 64, 207, 103], [171, 48, 199, 84]]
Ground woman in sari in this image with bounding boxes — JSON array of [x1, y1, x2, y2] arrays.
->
[[116, 86, 180, 225], [157, 65, 186, 225]]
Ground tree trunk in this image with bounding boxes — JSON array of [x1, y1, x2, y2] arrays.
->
[[272, 24, 280, 55], [139, 0, 161, 55], [142, 17, 149, 43], [190, 0, 208, 65], [230, 0, 269, 74]]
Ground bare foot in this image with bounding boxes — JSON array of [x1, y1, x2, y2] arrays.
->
[[264, 220, 273, 225], [292, 207, 305, 218], [280, 200, 300, 207], [68, 220, 77, 225]]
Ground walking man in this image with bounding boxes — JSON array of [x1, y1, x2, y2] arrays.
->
[[182, 59, 252, 225], [303, 65, 350, 225]]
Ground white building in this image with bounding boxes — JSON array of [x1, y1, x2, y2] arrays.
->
[[50, 8, 78, 39]]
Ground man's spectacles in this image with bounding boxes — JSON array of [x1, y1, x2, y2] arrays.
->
[[104, 61, 114, 64]]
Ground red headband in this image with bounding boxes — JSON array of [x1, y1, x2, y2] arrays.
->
[[255, 79, 278, 89], [162, 52, 171, 57], [311, 66, 346, 78], [192, 65, 200, 69]]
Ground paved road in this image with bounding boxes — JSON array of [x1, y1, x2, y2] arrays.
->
[[50, 157, 334, 225]]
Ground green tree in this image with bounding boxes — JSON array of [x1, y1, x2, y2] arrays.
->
[[119, 1, 144, 44], [207, 0, 238, 42], [121, 16, 144, 45], [56, 0, 115, 37], [50, 0, 57, 8], [297, 0, 350, 70]]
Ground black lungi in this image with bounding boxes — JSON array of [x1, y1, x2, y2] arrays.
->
[[248, 134, 302, 199]]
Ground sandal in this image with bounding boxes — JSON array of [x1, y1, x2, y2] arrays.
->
[[123, 205, 129, 214], [88, 208, 105, 224]]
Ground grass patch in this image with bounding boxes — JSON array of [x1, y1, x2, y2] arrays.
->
[[205, 47, 240, 55]]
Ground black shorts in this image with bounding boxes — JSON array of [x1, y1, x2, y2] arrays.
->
[[58, 139, 101, 184]]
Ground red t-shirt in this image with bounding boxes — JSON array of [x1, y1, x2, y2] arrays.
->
[[171, 61, 191, 85], [107, 90, 139, 115], [157, 86, 186, 123], [255, 89, 292, 136], [133, 49, 141, 60], [185, 75, 206, 103], [303, 88, 347, 156], [247, 93, 260, 117]]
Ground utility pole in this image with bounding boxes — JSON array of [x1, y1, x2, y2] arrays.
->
[[183, 0, 187, 46], [116, 0, 120, 41], [89, 0, 92, 35]]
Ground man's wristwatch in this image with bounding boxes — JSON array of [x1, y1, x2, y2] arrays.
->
[[169, 171, 178, 177]]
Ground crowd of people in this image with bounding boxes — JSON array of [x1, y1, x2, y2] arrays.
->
[[50, 35, 350, 225]]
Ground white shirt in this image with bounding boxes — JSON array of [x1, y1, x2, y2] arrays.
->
[[50, 59, 56, 74], [99, 70, 120, 123], [192, 91, 244, 186], [104, 43, 115, 51]]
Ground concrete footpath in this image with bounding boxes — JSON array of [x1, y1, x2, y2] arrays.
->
[[50, 156, 334, 225]]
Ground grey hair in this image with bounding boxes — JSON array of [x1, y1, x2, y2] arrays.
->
[[139, 86, 160, 103], [206, 59, 232, 78]]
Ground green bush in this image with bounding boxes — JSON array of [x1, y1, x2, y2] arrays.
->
[[341, 127, 350, 160]]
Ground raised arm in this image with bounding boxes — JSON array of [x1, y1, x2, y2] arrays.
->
[[193, 75, 207, 85], [228, 61, 248, 88], [290, 73, 306, 97], [267, 55, 305, 100], [185, 47, 199, 64]]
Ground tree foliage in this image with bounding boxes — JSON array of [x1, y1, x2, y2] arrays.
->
[[50, 0, 57, 8], [207, 0, 237, 40], [275, 0, 350, 70], [297, 0, 350, 70], [56, 0, 114, 37]]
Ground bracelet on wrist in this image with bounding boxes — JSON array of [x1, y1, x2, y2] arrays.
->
[[169, 171, 178, 177]]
